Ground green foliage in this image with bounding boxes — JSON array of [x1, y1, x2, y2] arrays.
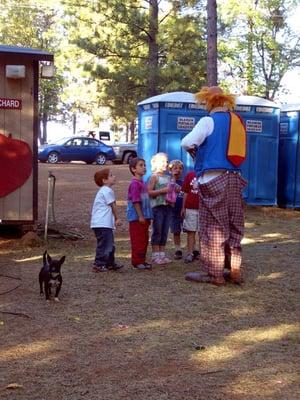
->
[[62, 0, 207, 127], [218, 0, 300, 99], [1, 0, 298, 131], [159, 12, 207, 92], [0, 0, 67, 142]]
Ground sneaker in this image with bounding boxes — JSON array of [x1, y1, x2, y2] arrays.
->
[[152, 257, 166, 265], [184, 253, 194, 263], [108, 263, 124, 271], [174, 250, 183, 260], [133, 263, 152, 270], [160, 256, 172, 263], [92, 264, 108, 272], [151, 256, 160, 264], [144, 262, 152, 267]]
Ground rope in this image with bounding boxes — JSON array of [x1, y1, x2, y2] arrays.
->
[[0, 273, 29, 318], [0, 311, 31, 319], [43, 172, 84, 241]]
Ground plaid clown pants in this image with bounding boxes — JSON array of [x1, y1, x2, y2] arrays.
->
[[198, 171, 247, 278]]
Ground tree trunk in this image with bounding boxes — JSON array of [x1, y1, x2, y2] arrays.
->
[[125, 124, 129, 142], [246, 17, 254, 94], [207, 0, 218, 86], [40, 112, 48, 144], [130, 121, 135, 143], [147, 0, 159, 97], [72, 113, 77, 135]]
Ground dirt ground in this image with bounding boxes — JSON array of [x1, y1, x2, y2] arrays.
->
[[0, 163, 299, 400]]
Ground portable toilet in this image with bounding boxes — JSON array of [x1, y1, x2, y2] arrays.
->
[[137, 91, 207, 178], [0, 45, 54, 229], [278, 104, 300, 208], [234, 96, 280, 205], [138, 92, 280, 205]]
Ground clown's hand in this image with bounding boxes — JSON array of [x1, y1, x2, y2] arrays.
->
[[187, 145, 197, 159]]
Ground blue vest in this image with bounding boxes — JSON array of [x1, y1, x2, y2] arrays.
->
[[194, 112, 240, 177]]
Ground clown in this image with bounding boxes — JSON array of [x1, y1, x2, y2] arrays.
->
[[181, 86, 247, 286]]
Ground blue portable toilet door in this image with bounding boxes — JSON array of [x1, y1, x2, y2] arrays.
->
[[235, 97, 280, 206], [158, 130, 195, 174], [158, 107, 205, 174], [278, 110, 300, 207], [278, 114, 295, 206], [138, 92, 208, 179], [158, 108, 191, 169], [137, 106, 160, 178], [296, 127, 300, 205], [251, 125, 279, 204], [240, 120, 279, 205]]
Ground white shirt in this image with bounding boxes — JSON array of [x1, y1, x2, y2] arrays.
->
[[181, 115, 214, 150], [181, 107, 228, 184], [90, 185, 115, 228]]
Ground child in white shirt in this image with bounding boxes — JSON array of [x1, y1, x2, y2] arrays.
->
[[90, 168, 123, 272]]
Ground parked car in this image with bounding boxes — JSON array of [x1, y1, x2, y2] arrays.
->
[[38, 136, 116, 165], [112, 143, 137, 164]]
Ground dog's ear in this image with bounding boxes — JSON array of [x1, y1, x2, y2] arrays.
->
[[46, 253, 52, 264], [43, 251, 48, 264], [59, 256, 66, 266]]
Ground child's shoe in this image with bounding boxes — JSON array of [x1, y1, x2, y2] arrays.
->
[[92, 264, 108, 272], [184, 253, 194, 263], [151, 256, 165, 265], [151, 254, 160, 264], [151, 256, 160, 264], [133, 263, 152, 270], [174, 250, 183, 260], [158, 252, 172, 264], [193, 250, 200, 260], [155, 258, 168, 265], [160, 255, 172, 263], [108, 263, 124, 271]]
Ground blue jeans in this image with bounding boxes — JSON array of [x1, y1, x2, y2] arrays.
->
[[151, 205, 172, 246], [93, 228, 115, 267], [170, 208, 182, 234]]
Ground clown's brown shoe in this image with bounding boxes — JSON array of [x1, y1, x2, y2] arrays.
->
[[223, 269, 243, 285], [230, 268, 243, 284], [185, 272, 225, 286]]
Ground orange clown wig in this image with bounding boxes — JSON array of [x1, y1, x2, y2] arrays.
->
[[194, 86, 236, 112], [195, 86, 246, 167]]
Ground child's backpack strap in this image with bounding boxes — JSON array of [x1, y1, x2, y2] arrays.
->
[[227, 112, 246, 167]]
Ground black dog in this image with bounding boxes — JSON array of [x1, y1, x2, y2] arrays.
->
[[39, 251, 66, 301]]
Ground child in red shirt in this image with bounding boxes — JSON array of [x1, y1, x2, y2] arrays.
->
[[181, 171, 200, 263]]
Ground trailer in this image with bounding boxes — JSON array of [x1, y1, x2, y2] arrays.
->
[[0, 45, 53, 230]]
